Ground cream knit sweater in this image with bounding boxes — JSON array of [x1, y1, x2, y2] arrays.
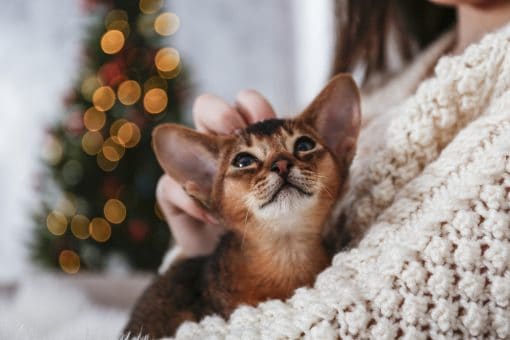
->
[[169, 26, 510, 339]]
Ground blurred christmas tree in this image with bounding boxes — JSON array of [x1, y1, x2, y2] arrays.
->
[[32, 0, 188, 273]]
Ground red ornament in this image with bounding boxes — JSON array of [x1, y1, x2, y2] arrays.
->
[[99, 59, 126, 87], [131, 109, 147, 128], [128, 219, 150, 242], [102, 176, 122, 198]]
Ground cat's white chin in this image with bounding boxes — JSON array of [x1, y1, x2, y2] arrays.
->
[[249, 186, 317, 225]]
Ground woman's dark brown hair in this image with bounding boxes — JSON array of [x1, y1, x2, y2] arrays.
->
[[333, 0, 456, 85]]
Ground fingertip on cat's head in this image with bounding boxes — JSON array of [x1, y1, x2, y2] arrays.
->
[[236, 89, 277, 124]]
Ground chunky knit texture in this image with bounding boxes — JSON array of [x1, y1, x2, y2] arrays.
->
[[168, 26, 510, 339]]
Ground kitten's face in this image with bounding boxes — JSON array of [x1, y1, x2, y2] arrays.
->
[[153, 74, 361, 237], [217, 119, 342, 233]]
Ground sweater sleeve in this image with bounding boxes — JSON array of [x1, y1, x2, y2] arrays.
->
[[171, 29, 510, 339]]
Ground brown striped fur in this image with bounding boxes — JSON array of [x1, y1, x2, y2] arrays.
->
[[123, 74, 361, 338]]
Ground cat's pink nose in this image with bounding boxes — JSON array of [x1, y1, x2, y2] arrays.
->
[[271, 159, 290, 177]]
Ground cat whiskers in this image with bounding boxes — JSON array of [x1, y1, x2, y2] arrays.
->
[[313, 174, 335, 200]]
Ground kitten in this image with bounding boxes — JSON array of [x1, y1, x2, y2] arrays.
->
[[123, 74, 361, 339]]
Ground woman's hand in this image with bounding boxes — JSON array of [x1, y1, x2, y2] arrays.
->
[[156, 90, 276, 258]]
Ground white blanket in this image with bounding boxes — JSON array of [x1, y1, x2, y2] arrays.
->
[[0, 275, 127, 340]]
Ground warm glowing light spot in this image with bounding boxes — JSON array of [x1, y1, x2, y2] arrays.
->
[[117, 122, 141, 148], [139, 0, 163, 14], [154, 12, 180, 36], [143, 88, 168, 114], [104, 199, 127, 224], [102, 137, 125, 162], [117, 80, 142, 105], [81, 75, 102, 101], [92, 86, 116, 111], [82, 131, 104, 155], [154, 48, 181, 79], [160, 63, 181, 79], [47, 211, 67, 236], [100, 30, 125, 55], [109, 119, 128, 138], [89, 217, 112, 242], [59, 250, 80, 274], [155, 48, 180, 72], [71, 215, 90, 240], [97, 152, 118, 172], [83, 107, 106, 132]]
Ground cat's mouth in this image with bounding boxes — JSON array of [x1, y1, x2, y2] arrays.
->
[[260, 181, 312, 209]]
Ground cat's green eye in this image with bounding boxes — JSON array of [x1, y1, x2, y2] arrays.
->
[[294, 136, 316, 153], [232, 153, 257, 168]]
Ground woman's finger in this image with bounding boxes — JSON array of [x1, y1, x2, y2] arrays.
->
[[236, 89, 277, 124], [192, 93, 247, 134], [156, 175, 217, 225]]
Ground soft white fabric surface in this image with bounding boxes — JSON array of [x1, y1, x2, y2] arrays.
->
[[168, 25, 510, 339], [0, 275, 128, 340]]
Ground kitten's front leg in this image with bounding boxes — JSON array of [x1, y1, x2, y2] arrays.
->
[[123, 256, 209, 339]]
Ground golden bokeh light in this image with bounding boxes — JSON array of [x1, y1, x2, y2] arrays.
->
[[160, 62, 181, 79], [100, 30, 125, 55], [82, 131, 104, 155], [143, 88, 168, 114], [109, 118, 128, 137], [117, 80, 142, 105], [89, 217, 112, 242], [104, 199, 127, 224], [81, 75, 102, 101], [83, 107, 106, 131], [117, 122, 141, 148], [97, 151, 119, 172], [102, 137, 125, 162], [155, 48, 180, 72], [139, 0, 163, 14], [46, 211, 68, 236], [71, 215, 90, 240], [59, 250, 80, 274], [154, 12, 180, 36], [92, 86, 116, 111]]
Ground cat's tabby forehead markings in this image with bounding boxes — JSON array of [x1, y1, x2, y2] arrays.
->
[[244, 119, 287, 136], [239, 118, 295, 151]]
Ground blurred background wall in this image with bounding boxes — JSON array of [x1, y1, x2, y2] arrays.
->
[[0, 0, 84, 280], [0, 0, 333, 280]]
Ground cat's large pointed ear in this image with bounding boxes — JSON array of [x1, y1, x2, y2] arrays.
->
[[152, 124, 224, 206], [298, 73, 361, 163]]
